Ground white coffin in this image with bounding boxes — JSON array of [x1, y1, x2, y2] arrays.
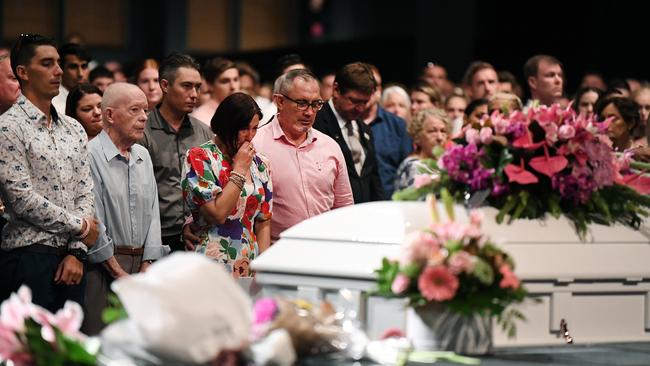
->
[[251, 201, 650, 347]]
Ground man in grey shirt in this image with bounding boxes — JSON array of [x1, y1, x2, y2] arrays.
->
[[83, 83, 170, 334], [140, 53, 212, 251]]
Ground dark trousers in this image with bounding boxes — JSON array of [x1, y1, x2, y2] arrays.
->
[[162, 233, 184, 252], [0, 246, 86, 313], [81, 252, 142, 335]]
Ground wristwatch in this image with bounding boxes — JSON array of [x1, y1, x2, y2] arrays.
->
[[143, 259, 155, 264], [68, 248, 88, 263]]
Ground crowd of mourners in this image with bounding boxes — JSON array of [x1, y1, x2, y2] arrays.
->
[[0, 33, 649, 336]]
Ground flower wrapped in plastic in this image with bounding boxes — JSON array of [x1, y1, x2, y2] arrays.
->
[[394, 104, 650, 239], [375, 195, 528, 336], [0, 286, 97, 366], [252, 296, 365, 359]]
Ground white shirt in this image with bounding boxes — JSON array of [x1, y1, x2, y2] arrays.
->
[[51, 85, 69, 115], [328, 99, 366, 165]]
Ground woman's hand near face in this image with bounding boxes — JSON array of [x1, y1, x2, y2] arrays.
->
[[232, 141, 255, 174]]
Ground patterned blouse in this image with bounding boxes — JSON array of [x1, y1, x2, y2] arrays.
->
[[394, 156, 423, 192], [182, 140, 272, 278], [0, 95, 93, 251]]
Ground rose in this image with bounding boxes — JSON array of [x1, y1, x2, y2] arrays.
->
[[558, 124, 576, 140], [465, 128, 480, 145], [494, 118, 509, 135], [391, 273, 411, 294], [479, 127, 493, 144], [400, 231, 439, 266], [413, 174, 433, 188], [448, 251, 476, 275]]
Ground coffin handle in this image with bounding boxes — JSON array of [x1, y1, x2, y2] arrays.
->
[[560, 319, 574, 344]]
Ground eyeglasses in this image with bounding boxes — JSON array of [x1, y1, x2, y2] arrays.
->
[[281, 94, 325, 111]]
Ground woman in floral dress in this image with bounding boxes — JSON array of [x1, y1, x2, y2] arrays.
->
[[182, 92, 272, 278]]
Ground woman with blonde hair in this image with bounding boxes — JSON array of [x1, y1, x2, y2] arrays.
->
[[410, 82, 443, 116], [394, 108, 450, 192]]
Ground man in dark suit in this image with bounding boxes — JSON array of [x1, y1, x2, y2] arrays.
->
[[314, 62, 383, 203]]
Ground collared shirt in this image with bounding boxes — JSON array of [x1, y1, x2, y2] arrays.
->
[[0, 94, 93, 250], [51, 85, 69, 115], [369, 106, 413, 199], [329, 99, 367, 167], [87, 131, 169, 263], [140, 106, 213, 236], [253, 116, 354, 241]]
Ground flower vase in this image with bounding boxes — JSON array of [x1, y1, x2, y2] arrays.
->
[[406, 303, 492, 355]]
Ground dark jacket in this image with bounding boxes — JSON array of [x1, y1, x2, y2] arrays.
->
[[313, 103, 383, 203]]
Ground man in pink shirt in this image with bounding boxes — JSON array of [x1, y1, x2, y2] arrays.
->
[[253, 69, 354, 241]]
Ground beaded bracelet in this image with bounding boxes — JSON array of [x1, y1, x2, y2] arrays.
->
[[229, 172, 245, 190], [76, 218, 91, 239], [230, 170, 246, 181]]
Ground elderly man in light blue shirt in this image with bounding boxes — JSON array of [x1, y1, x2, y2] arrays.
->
[[82, 83, 170, 334]]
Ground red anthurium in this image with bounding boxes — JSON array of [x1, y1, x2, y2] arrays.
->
[[512, 130, 544, 150], [620, 173, 650, 195], [504, 158, 539, 184], [529, 145, 568, 177]]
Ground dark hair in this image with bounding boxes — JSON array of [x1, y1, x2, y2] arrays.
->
[[571, 87, 602, 114], [606, 79, 631, 96], [595, 96, 642, 138], [159, 52, 200, 85], [210, 92, 262, 156], [89, 65, 114, 83], [465, 98, 489, 117], [65, 83, 103, 120], [10, 33, 56, 80], [203, 57, 237, 84], [462, 61, 495, 87], [523, 54, 563, 80], [275, 53, 305, 77], [58, 43, 91, 67], [497, 70, 523, 98], [335, 62, 376, 96]]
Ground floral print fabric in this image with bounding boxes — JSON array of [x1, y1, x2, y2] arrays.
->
[[182, 140, 272, 278]]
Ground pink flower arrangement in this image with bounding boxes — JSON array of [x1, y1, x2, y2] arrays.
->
[[397, 103, 650, 239], [376, 201, 527, 318], [0, 286, 94, 366]]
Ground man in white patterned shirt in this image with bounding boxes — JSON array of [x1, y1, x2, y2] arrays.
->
[[0, 34, 99, 311]]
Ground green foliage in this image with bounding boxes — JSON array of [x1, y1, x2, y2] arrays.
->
[[471, 258, 494, 285], [23, 318, 96, 366], [375, 258, 400, 295], [102, 293, 128, 325]]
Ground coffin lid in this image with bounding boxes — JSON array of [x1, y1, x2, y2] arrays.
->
[[252, 201, 650, 281]]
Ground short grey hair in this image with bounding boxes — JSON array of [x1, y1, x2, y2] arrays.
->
[[381, 85, 411, 108], [276, 69, 318, 95]]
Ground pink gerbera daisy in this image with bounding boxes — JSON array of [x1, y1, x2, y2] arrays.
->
[[418, 266, 459, 302]]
